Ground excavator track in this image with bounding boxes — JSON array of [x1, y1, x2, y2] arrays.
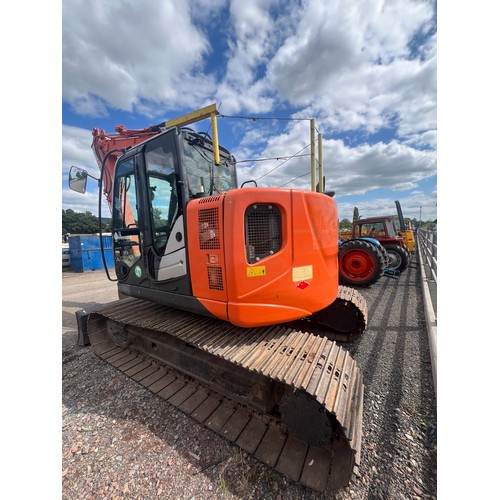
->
[[82, 293, 365, 493], [303, 285, 368, 342]]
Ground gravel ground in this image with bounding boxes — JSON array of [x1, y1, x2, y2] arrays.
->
[[62, 258, 437, 499]]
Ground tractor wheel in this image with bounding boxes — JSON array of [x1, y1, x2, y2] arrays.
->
[[384, 244, 410, 272], [339, 239, 386, 287], [379, 244, 391, 268]]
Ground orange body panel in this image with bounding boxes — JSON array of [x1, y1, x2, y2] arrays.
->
[[186, 189, 339, 327], [186, 194, 229, 320]]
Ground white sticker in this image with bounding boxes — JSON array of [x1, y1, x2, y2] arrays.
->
[[292, 265, 313, 282]]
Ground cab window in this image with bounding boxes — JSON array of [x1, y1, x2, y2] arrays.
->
[[145, 137, 179, 254], [112, 157, 141, 270]]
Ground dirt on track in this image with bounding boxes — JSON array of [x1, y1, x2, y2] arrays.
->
[[62, 262, 436, 499]]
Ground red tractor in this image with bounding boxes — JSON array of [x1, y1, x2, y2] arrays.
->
[[338, 237, 391, 287], [341, 216, 411, 273]]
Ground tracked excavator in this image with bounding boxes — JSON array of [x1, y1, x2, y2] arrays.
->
[[69, 104, 368, 493]]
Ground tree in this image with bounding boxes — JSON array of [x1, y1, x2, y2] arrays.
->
[[353, 207, 360, 221], [62, 209, 111, 235], [339, 218, 352, 230]]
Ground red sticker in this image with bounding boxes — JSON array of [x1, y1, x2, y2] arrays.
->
[[297, 281, 310, 290]]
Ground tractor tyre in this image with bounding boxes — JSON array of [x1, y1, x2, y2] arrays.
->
[[339, 239, 386, 287], [384, 244, 410, 272], [379, 244, 391, 268]]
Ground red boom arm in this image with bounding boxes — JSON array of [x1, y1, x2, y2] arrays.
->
[[91, 125, 161, 210]]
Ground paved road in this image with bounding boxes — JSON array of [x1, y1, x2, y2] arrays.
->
[[62, 270, 118, 337]]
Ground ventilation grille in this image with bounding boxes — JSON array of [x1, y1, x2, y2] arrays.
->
[[208, 266, 224, 291], [198, 195, 222, 204], [245, 204, 282, 263], [198, 208, 220, 249]]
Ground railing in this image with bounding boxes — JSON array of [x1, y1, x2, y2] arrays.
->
[[417, 229, 437, 284], [416, 228, 437, 393]]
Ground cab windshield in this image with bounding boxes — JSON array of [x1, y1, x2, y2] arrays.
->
[[182, 130, 238, 197]]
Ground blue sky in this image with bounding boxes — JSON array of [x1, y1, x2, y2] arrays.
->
[[62, 0, 437, 223]]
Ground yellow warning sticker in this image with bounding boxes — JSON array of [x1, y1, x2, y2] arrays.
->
[[292, 265, 313, 282], [247, 266, 266, 277]]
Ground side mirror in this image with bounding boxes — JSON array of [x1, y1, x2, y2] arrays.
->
[[69, 166, 89, 194]]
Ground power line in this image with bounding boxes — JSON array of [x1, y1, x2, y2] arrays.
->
[[219, 114, 311, 122], [277, 167, 319, 188], [239, 134, 319, 181], [252, 143, 313, 181], [236, 153, 311, 164], [218, 108, 322, 185]]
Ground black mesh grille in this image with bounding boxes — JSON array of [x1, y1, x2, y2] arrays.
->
[[207, 266, 224, 290], [245, 204, 282, 263], [198, 208, 220, 250]]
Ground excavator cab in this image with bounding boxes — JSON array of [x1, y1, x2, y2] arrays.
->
[[109, 126, 241, 312]]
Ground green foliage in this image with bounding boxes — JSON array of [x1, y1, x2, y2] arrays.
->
[[410, 217, 437, 230], [152, 207, 167, 228], [353, 207, 360, 221], [62, 209, 111, 235], [339, 218, 352, 230]]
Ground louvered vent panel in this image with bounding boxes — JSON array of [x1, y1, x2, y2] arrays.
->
[[198, 195, 222, 204]]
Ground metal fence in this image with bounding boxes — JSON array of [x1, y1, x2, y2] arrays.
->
[[417, 229, 437, 284], [416, 228, 437, 393]]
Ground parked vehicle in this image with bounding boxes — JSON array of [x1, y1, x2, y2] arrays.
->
[[341, 216, 411, 272]]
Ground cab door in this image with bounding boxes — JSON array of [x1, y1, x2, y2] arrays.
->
[[111, 156, 143, 282], [142, 129, 188, 284]]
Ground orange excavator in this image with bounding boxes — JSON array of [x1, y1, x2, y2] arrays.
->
[[69, 104, 368, 493]]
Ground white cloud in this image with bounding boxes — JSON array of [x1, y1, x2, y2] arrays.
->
[[265, 0, 436, 138], [234, 120, 435, 195], [63, 0, 436, 139], [336, 192, 437, 222], [62, 0, 437, 218], [213, 0, 283, 113], [62, 125, 99, 177], [63, 0, 214, 117]]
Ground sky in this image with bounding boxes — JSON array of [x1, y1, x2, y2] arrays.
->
[[61, 0, 438, 223]]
